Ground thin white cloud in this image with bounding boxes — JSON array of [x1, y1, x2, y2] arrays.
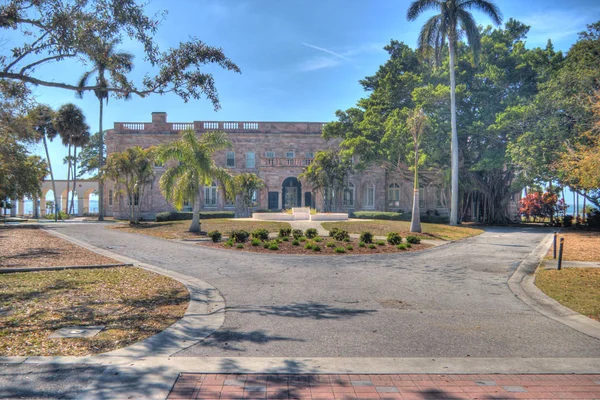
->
[[298, 56, 343, 72], [301, 42, 349, 60], [519, 9, 598, 47], [298, 42, 384, 72]]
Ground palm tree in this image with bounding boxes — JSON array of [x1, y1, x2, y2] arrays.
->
[[407, 0, 502, 225], [68, 127, 90, 214], [28, 105, 59, 220], [54, 103, 89, 215], [408, 108, 429, 233], [77, 41, 134, 221], [157, 129, 233, 233]]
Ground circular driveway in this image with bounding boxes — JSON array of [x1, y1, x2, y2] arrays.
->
[[52, 224, 600, 358]]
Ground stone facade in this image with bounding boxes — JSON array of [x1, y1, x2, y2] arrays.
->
[[105, 112, 451, 220]]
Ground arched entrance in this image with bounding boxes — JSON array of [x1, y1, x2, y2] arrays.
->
[[282, 177, 302, 209]]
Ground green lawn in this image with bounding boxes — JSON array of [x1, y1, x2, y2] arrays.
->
[[536, 267, 600, 322], [321, 220, 483, 241], [108, 219, 291, 240]]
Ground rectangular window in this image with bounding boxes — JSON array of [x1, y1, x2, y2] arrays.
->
[[246, 152, 255, 168], [436, 189, 445, 208], [306, 152, 314, 159], [226, 151, 235, 168], [204, 186, 217, 207], [108, 190, 113, 206], [365, 185, 375, 208], [128, 191, 139, 206], [286, 151, 295, 158], [265, 151, 275, 159]]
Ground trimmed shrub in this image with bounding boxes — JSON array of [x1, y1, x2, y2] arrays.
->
[[224, 239, 234, 247], [251, 238, 261, 246], [328, 227, 339, 237], [313, 237, 323, 243], [346, 245, 354, 251], [268, 243, 279, 251], [282, 237, 289, 242], [312, 245, 321, 252], [326, 241, 336, 248], [155, 211, 235, 222], [236, 243, 244, 249], [305, 228, 318, 239], [292, 239, 300, 246], [397, 243, 408, 250], [386, 232, 402, 245], [368, 243, 377, 249], [406, 243, 412, 248], [276, 238, 283, 243], [230, 230, 250, 243], [350, 211, 406, 221], [199, 211, 235, 219], [278, 227, 291, 237], [207, 230, 222, 243], [299, 237, 307, 242], [406, 235, 421, 244], [304, 243, 314, 250], [358, 241, 366, 248], [263, 242, 270, 249], [376, 240, 386, 246], [292, 229, 304, 239], [333, 229, 350, 241], [359, 231, 374, 244], [562, 215, 574, 228], [251, 228, 269, 241], [45, 211, 70, 220], [588, 209, 600, 228], [334, 246, 346, 253]]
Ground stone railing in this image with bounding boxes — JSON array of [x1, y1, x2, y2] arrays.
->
[[114, 121, 324, 134], [260, 158, 314, 167]]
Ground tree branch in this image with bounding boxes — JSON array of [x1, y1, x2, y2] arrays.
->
[[19, 53, 76, 74]]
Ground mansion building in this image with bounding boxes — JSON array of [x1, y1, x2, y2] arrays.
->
[[105, 112, 451, 220]]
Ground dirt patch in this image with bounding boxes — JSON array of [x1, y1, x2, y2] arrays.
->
[[200, 237, 431, 255], [0, 226, 119, 268], [545, 231, 600, 262], [0, 267, 189, 356]]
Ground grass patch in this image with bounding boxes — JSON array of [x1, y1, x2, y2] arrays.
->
[[545, 231, 600, 262], [108, 219, 291, 240], [322, 220, 482, 241], [536, 267, 600, 321], [0, 267, 189, 356]]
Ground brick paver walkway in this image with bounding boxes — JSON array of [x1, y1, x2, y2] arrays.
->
[[167, 373, 600, 399]]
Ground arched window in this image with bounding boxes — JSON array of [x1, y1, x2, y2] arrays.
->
[[343, 182, 355, 208], [388, 183, 400, 207], [204, 182, 217, 207], [364, 184, 375, 209]]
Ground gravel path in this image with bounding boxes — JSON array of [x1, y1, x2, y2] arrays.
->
[[49, 223, 600, 358]]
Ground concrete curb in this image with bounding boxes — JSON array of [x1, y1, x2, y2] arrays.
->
[[0, 263, 133, 274], [43, 227, 226, 357], [507, 233, 600, 340]]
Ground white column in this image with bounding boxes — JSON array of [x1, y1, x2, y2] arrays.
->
[[78, 196, 84, 216], [18, 199, 25, 216], [10, 199, 16, 217], [40, 197, 46, 217]]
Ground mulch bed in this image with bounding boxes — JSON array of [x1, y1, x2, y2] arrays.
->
[[0, 225, 119, 268], [200, 237, 431, 255]]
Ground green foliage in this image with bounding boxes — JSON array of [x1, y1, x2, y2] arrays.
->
[[386, 232, 402, 245], [263, 242, 270, 249], [230, 230, 249, 243], [281, 237, 289, 242], [333, 229, 350, 241], [346, 245, 354, 251], [224, 240, 233, 247], [304, 243, 314, 250], [334, 247, 346, 253], [236, 243, 244, 249], [351, 211, 407, 221], [359, 231, 374, 243], [358, 241, 366, 248], [232, 173, 265, 217], [155, 211, 234, 222], [406, 235, 421, 244], [292, 229, 304, 239], [397, 244, 408, 250], [313, 237, 323, 243], [376, 240, 386, 246], [44, 211, 70, 220], [268, 243, 279, 251], [199, 211, 236, 219], [207, 230, 222, 243], [328, 227, 339, 237], [278, 227, 291, 237], [312, 245, 321, 252], [292, 239, 300, 246], [326, 241, 336, 248], [251, 238, 261, 246], [305, 228, 318, 238], [368, 243, 377, 249], [251, 228, 269, 241], [299, 237, 307, 242]]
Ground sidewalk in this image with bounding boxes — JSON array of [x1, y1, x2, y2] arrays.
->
[[542, 259, 600, 269], [168, 373, 600, 399]]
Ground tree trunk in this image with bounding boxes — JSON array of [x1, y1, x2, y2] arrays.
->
[[583, 191, 587, 224], [448, 38, 459, 226], [98, 99, 105, 220], [410, 141, 421, 232], [70, 146, 77, 215], [189, 186, 201, 233], [65, 140, 71, 216], [43, 135, 59, 221]]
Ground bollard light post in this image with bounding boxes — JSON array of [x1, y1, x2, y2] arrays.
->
[[553, 232, 557, 259], [557, 238, 564, 270]]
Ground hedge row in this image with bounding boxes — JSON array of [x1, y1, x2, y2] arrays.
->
[[350, 211, 408, 221], [155, 211, 235, 222]]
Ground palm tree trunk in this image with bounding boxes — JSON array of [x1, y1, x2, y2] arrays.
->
[[43, 135, 59, 222], [448, 38, 459, 226], [98, 99, 105, 220], [65, 140, 71, 216], [189, 186, 201, 233], [70, 147, 77, 215], [410, 141, 421, 233]]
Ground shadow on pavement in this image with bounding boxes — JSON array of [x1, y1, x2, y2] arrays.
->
[[227, 301, 377, 320]]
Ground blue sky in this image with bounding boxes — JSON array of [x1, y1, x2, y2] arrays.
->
[[18, 0, 600, 179]]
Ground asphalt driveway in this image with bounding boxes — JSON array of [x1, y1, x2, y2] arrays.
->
[[50, 223, 600, 358]]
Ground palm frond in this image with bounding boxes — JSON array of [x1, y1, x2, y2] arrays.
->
[[460, 0, 502, 25], [407, 0, 440, 21], [457, 9, 481, 61]]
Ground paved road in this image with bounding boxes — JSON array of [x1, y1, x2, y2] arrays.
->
[[50, 224, 600, 358]]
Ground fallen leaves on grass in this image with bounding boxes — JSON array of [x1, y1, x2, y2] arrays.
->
[[0, 226, 118, 268], [0, 267, 189, 356], [545, 231, 600, 262], [536, 267, 600, 321]]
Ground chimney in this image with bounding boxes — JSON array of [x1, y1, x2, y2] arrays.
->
[[151, 112, 167, 123]]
